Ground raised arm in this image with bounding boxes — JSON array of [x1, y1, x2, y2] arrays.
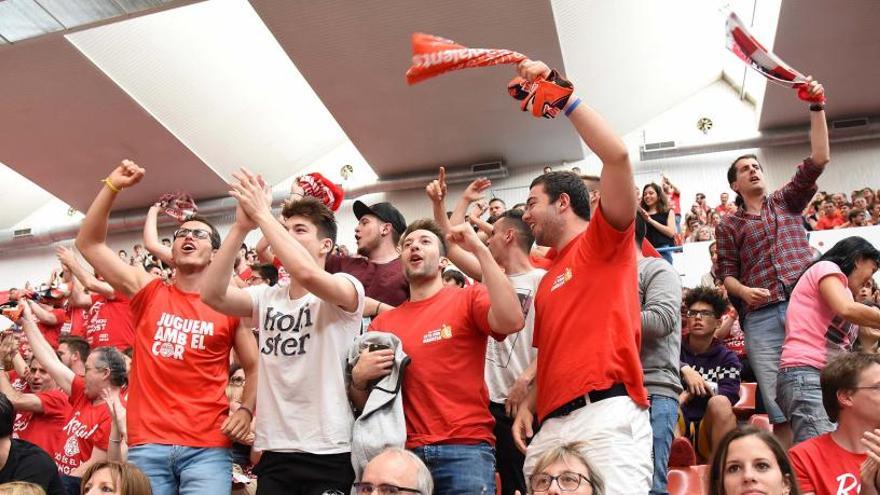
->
[[445, 223, 524, 334], [75, 161, 155, 297], [426, 168, 482, 280], [18, 300, 74, 394], [805, 78, 829, 166], [25, 301, 59, 326], [57, 246, 115, 299], [143, 204, 174, 266], [200, 206, 257, 318], [517, 60, 635, 230], [232, 169, 359, 312]]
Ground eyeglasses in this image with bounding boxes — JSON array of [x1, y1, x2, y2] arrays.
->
[[352, 482, 421, 494], [229, 376, 245, 386], [853, 384, 880, 392], [686, 310, 716, 319], [173, 228, 211, 240], [530, 471, 594, 492]]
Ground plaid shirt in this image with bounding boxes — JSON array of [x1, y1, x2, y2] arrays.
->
[[715, 158, 823, 316]]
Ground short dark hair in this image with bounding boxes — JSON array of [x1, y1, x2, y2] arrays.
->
[[401, 219, 447, 256], [710, 426, 800, 495], [59, 336, 90, 362], [182, 214, 222, 249], [496, 210, 534, 254], [442, 270, 467, 288], [849, 208, 866, 221], [92, 347, 128, 387], [281, 197, 338, 245], [489, 198, 506, 207], [0, 393, 13, 437], [821, 352, 880, 422], [252, 263, 279, 286], [727, 154, 761, 208], [144, 264, 162, 273], [684, 286, 728, 318], [529, 171, 590, 221]]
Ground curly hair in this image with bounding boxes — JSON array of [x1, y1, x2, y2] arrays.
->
[[684, 286, 728, 319]]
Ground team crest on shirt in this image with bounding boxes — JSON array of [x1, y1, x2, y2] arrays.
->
[[550, 267, 573, 292], [422, 324, 454, 344]]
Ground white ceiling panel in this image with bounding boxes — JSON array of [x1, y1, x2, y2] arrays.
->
[[552, 0, 726, 137], [66, 0, 358, 186]]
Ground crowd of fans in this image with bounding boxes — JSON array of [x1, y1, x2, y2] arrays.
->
[[0, 60, 877, 495]]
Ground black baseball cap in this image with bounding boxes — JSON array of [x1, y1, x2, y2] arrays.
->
[[353, 201, 407, 235]]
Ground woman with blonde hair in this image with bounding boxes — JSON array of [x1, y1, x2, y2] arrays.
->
[[0, 482, 46, 495], [522, 442, 605, 495], [79, 462, 151, 495]]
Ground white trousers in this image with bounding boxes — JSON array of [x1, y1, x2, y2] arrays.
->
[[524, 396, 652, 495]]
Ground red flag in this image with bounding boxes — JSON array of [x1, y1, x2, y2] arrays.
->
[[297, 173, 344, 212], [405, 33, 527, 85], [725, 11, 824, 103], [158, 192, 197, 223]]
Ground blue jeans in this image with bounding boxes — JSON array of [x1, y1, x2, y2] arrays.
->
[[649, 395, 679, 495], [777, 367, 835, 445], [128, 444, 232, 495], [412, 443, 495, 495], [742, 302, 787, 424]]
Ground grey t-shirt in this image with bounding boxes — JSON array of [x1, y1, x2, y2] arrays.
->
[[484, 268, 546, 404]]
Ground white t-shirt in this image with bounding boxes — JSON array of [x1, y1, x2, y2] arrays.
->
[[247, 273, 365, 454], [485, 268, 545, 403]]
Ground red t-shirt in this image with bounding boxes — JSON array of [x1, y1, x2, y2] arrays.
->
[[53, 376, 111, 475], [13, 388, 71, 455], [533, 206, 649, 422], [38, 308, 66, 349], [85, 293, 134, 351], [127, 279, 238, 448], [789, 433, 866, 495], [815, 213, 846, 231], [369, 285, 498, 448], [669, 191, 681, 215], [67, 307, 88, 338]]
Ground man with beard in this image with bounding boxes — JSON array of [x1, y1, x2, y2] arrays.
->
[[350, 219, 524, 494], [75, 160, 258, 495], [325, 201, 409, 308], [509, 59, 651, 494]]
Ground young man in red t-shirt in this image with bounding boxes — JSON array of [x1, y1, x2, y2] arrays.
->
[[0, 347, 72, 456], [75, 161, 259, 495], [351, 219, 524, 494], [18, 300, 125, 493], [789, 353, 880, 495], [57, 246, 135, 351], [509, 59, 653, 493]]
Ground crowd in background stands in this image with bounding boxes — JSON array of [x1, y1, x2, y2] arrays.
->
[[0, 59, 880, 495]]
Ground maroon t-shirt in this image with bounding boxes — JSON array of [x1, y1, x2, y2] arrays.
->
[[325, 255, 409, 306]]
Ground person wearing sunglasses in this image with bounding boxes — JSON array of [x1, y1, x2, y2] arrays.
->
[[522, 442, 604, 495], [353, 447, 433, 495], [789, 352, 880, 495], [75, 161, 259, 495], [678, 286, 741, 462]]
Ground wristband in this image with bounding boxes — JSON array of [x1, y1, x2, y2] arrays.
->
[[109, 438, 122, 443], [237, 404, 254, 418], [809, 103, 825, 112], [101, 178, 122, 193], [564, 97, 582, 117]]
